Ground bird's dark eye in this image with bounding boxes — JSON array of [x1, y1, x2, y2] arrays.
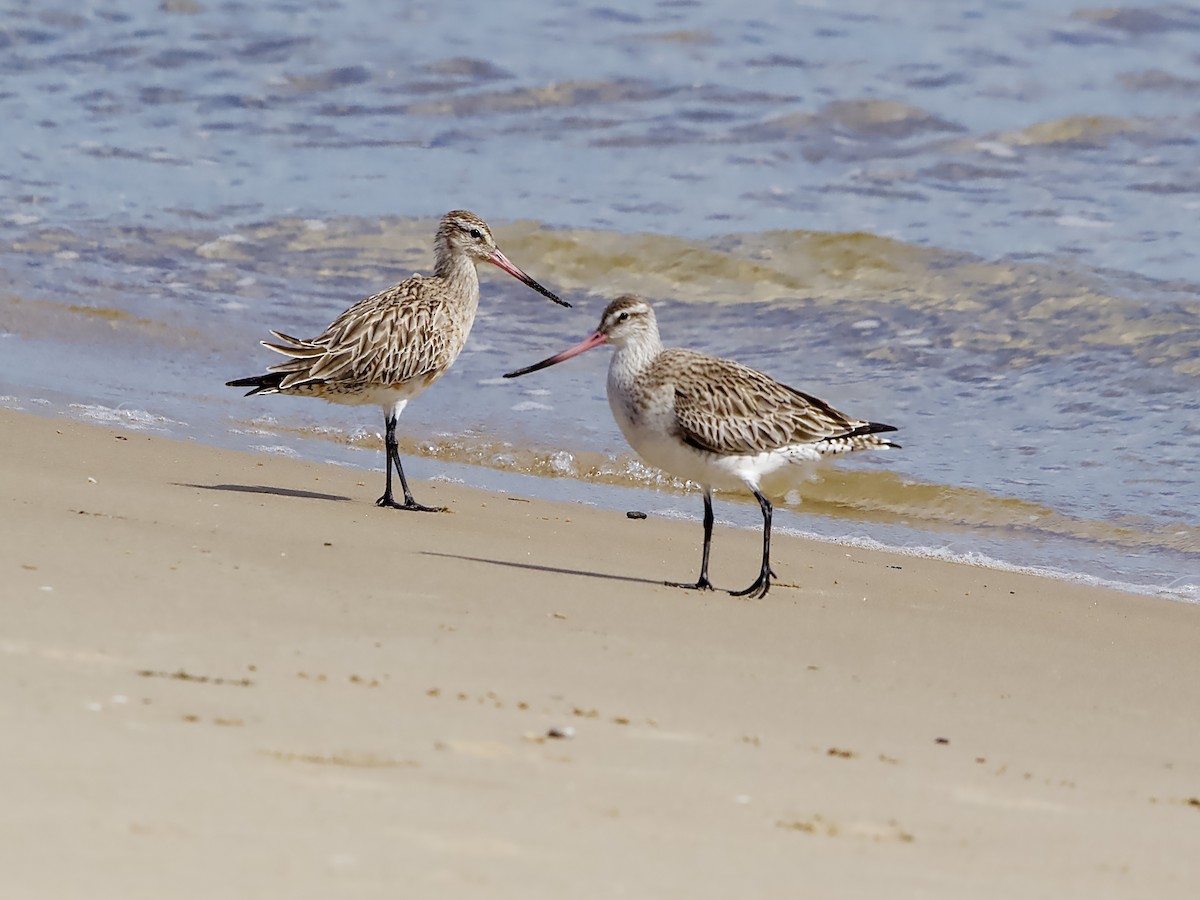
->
[[616, 311, 630, 322], [468, 227, 483, 239]]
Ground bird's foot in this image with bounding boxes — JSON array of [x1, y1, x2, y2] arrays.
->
[[729, 573, 771, 600], [376, 495, 447, 513], [666, 576, 716, 592]]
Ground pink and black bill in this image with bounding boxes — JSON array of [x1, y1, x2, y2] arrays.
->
[[503, 330, 608, 379], [489, 248, 571, 308]]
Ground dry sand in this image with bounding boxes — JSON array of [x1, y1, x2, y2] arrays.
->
[[2, 406, 1198, 898]]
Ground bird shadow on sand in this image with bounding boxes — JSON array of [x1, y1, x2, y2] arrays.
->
[[420, 550, 665, 588], [176, 483, 352, 502]]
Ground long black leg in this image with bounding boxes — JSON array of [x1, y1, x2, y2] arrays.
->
[[667, 489, 715, 592], [730, 488, 773, 599], [375, 412, 446, 512], [377, 413, 398, 505]]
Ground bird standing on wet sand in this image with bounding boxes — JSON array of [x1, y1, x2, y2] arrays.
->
[[504, 295, 899, 598], [227, 210, 570, 512]]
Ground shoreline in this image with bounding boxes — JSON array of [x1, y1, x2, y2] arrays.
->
[[4, 405, 1200, 897], [31, 394, 1197, 604]]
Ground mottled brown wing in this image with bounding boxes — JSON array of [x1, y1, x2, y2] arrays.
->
[[662, 349, 864, 455], [268, 280, 456, 391]]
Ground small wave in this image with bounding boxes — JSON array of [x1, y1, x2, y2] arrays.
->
[[17, 213, 1200, 377], [997, 115, 1147, 149], [776, 528, 1200, 605], [248, 444, 300, 457], [402, 79, 675, 117], [69, 403, 183, 431]]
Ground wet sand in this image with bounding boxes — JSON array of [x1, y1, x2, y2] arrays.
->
[[2, 406, 1198, 898]]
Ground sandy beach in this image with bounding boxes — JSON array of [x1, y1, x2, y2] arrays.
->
[[2, 405, 1197, 898]]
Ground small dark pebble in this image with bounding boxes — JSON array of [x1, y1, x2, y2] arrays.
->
[[626, 510, 647, 520], [935, 737, 950, 745]]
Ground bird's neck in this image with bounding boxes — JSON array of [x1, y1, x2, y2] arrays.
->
[[434, 252, 481, 308], [608, 332, 663, 389]]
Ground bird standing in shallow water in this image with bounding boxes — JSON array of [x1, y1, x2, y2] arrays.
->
[[505, 295, 899, 598], [228, 210, 569, 512]]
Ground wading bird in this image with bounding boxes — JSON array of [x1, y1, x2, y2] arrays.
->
[[228, 210, 569, 511], [505, 295, 898, 597]]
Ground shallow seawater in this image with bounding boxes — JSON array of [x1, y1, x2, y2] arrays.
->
[[1, 0, 1197, 601]]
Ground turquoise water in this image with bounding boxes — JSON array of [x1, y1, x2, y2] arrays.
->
[[1, 0, 1196, 600]]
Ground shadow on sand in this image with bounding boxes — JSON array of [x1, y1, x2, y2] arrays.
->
[[176, 483, 353, 502], [420, 550, 668, 588]]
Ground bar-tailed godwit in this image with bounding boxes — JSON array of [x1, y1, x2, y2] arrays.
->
[[228, 210, 569, 512], [504, 295, 899, 598]]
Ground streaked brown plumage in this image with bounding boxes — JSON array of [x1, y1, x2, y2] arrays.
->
[[634, 348, 893, 457], [228, 210, 568, 511], [255, 288, 464, 399], [505, 295, 899, 597]]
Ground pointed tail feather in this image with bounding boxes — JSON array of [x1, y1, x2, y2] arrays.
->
[[825, 421, 901, 450], [269, 330, 307, 345], [261, 331, 324, 359], [225, 372, 285, 396]]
